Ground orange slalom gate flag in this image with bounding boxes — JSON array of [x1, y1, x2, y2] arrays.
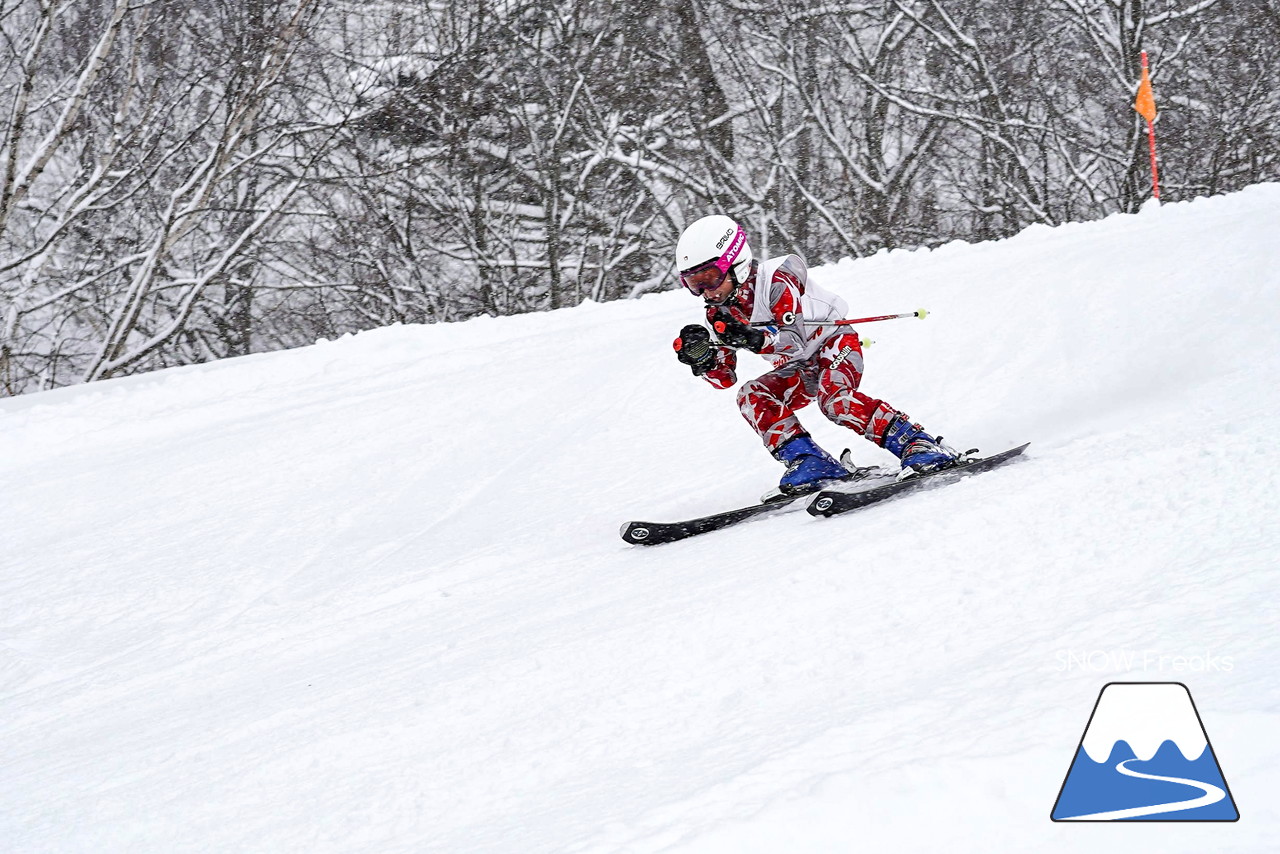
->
[[1134, 65, 1157, 122]]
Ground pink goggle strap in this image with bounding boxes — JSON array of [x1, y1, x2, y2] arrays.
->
[[713, 225, 746, 274]]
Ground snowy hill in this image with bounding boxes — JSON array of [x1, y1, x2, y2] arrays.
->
[[4, 185, 1280, 852]]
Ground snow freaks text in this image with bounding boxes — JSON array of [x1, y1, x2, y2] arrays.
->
[[1055, 650, 1235, 673]]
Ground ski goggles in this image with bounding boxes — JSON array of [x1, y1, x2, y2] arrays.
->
[[679, 258, 732, 296]]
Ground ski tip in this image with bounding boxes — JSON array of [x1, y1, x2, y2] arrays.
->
[[620, 522, 653, 544]]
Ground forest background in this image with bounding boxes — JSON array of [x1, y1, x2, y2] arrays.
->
[[2, 0, 1276, 394]]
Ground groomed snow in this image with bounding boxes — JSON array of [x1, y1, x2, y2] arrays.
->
[[3, 184, 1279, 852]]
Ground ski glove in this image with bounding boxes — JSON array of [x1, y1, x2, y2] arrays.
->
[[674, 324, 716, 376], [711, 308, 766, 353]]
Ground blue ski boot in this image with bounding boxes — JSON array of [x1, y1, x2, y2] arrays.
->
[[881, 414, 958, 473], [774, 434, 850, 495]]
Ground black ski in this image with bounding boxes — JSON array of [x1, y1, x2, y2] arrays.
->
[[620, 495, 806, 546], [620, 465, 895, 546], [806, 443, 1030, 518]]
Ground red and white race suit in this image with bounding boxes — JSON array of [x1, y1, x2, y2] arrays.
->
[[698, 255, 904, 453]]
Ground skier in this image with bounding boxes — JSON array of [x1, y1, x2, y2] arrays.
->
[[672, 214, 958, 496]]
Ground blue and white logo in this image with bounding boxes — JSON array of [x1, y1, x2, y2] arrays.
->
[[1051, 682, 1239, 821]]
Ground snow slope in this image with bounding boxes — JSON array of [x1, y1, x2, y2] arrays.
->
[[4, 185, 1279, 852]]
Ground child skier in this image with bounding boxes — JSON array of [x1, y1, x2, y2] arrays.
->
[[672, 214, 958, 495]]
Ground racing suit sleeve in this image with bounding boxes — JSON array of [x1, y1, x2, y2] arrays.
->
[[701, 347, 738, 389]]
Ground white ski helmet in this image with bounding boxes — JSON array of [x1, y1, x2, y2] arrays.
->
[[675, 214, 753, 294]]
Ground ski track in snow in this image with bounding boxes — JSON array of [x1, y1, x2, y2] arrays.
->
[[3, 185, 1280, 852]]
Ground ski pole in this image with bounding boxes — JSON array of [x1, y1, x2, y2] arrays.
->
[[830, 308, 927, 326], [766, 309, 928, 327]]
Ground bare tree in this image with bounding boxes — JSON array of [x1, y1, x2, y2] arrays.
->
[[0, 0, 332, 391]]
